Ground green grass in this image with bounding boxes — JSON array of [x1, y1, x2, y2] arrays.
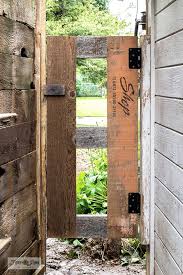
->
[[77, 97, 107, 117]]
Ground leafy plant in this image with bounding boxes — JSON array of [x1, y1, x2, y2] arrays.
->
[[77, 149, 107, 214], [121, 239, 146, 266]]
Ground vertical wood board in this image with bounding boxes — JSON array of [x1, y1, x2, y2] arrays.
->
[[107, 36, 139, 238], [47, 36, 76, 237]]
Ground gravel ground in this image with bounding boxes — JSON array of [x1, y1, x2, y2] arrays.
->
[[46, 239, 146, 275]]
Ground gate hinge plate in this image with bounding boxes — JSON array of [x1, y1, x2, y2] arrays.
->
[[128, 193, 141, 214], [44, 84, 65, 96], [129, 48, 141, 69]]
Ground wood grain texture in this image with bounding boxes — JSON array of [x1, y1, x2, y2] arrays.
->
[[156, 66, 183, 98], [107, 36, 138, 238], [154, 261, 165, 275], [155, 178, 183, 237], [76, 127, 107, 148], [155, 0, 183, 41], [76, 215, 107, 238], [155, 124, 183, 168], [140, 36, 151, 245], [0, 16, 34, 57], [0, 0, 35, 27], [3, 240, 40, 275], [0, 122, 36, 165], [155, 234, 182, 275], [155, 30, 183, 68], [76, 36, 107, 58], [47, 36, 76, 238], [0, 54, 34, 90], [0, 152, 36, 203], [0, 238, 11, 256], [155, 97, 183, 133], [155, 206, 183, 270], [0, 90, 36, 126]]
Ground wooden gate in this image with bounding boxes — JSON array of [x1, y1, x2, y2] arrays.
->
[[46, 36, 139, 239]]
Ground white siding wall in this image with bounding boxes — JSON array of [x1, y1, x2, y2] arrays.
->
[[154, 0, 183, 274]]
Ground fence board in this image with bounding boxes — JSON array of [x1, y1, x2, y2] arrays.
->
[[47, 36, 76, 237], [107, 36, 139, 238]]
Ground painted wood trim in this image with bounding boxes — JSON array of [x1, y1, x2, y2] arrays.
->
[[140, 35, 151, 245], [76, 36, 107, 58], [76, 127, 107, 148]]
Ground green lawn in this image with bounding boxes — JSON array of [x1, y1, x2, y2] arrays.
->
[[77, 97, 107, 117]]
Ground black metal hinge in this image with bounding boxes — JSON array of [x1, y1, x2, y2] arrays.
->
[[129, 48, 141, 69], [128, 193, 141, 214]]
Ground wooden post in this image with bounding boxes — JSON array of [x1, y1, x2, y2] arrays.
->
[[107, 36, 139, 238]]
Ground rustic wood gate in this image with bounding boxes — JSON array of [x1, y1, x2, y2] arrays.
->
[[46, 36, 141, 239]]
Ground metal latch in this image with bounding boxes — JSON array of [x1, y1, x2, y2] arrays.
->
[[128, 193, 141, 214], [129, 48, 141, 69], [45, 84, 65, 96]]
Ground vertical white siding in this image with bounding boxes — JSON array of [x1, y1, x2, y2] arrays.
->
[[154, 0, 183, 273]]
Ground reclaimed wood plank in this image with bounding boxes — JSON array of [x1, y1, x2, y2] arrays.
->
[[0, 0, 35, 27], [0, 16, 34, 57], [47, 36, 76, 238], [76, 36, 107, 58], [155, 97, 183, 133], [155, 152, 183, 202], [155, 234, 182, 275], [155, 206, 183, 270], [0, 54, 34, 90], [155, 178, 183, 237], [0, 152, 36, 203], [140, 36, 151, 245], [155, 124, 183, 168], [76, 127, 107, 148], [76, 215, 107, 238], [0, 121, 36, 165], [3, 240, 40, 275], [107, 36, 139, 238], [155, 0, 183, 41], [156, 66, 183, 98], [0, 90, 36, 126]]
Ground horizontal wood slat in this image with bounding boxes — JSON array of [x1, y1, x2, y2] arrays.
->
[[0, 152, 36, 203], [155, 0, 183, 41], [155, 178, 183, 237], [155, 206, 183, 270], [155, 97, 183, 133], [76, 127, 107, 148], [155, 0, 176, 14], [155, 234, 182, 275], [76, 215, 107, 238], [155, 30, 183, 68], [0, 54, 34, 90], [0, 0, 35, 27], [155, 151, 183, 202], [47, 36, 76, 238], [156, 66, 183, 98], [0, 90, 36, 126], [107, 36, 139, 238], [155, 124, 183, 168], [0, 16, 34, 57], [0, 122, 36, 165], [76, 36, 107, 58]]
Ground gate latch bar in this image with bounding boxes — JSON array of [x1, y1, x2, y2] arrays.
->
[[128, 193, 141, 214], [45, 84, 65, 96], [129, 48, 141, 69]]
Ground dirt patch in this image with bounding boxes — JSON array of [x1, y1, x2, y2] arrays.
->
[[46, 239, 146, 275]]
